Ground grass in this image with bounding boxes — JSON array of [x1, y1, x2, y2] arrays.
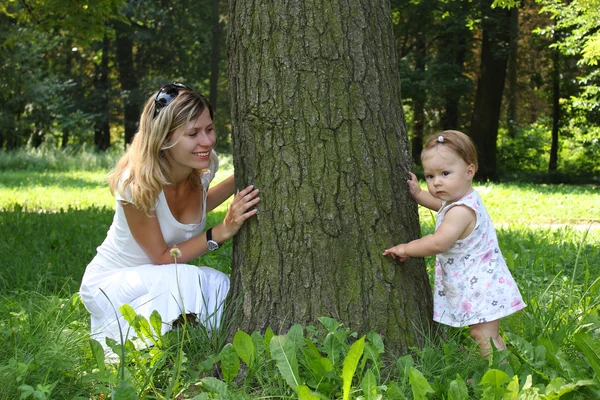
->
[[0, 150, 599, 399]]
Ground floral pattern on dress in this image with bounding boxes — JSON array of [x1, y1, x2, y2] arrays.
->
[[433, 191, 526, 327]]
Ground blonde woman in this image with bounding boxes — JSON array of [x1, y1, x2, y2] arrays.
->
[[80, 82, 259, 358]]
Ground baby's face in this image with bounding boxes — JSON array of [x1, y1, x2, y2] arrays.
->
[[422, 147, 475, 203]]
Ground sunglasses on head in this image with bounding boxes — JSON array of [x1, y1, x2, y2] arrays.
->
[[153, 82, 188, 119]]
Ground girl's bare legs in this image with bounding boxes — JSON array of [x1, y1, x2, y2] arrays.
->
[[469, 320, 506, 358]]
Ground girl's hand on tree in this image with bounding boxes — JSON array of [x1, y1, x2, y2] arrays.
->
[[383, 244, 409, 262], [220, 185, 260, 239], [407, 172, 421, 198]]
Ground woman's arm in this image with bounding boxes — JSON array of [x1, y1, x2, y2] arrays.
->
[[206, 174, 235, 212], [123, 184, 260, 265]]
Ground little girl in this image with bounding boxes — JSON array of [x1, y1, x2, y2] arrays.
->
[[383, 130, 526, 357]]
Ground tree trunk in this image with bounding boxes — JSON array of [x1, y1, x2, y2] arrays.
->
[[411, 31, 426, 164], [548, 22, 559, 172], [228, 0, 434, 353], [94, 34, 111, 151], [469, 0, 511, 180], [506, 7, 519, 137], [209, 0, 221, 111], [115, 21, 139, 146], [438, 0, 471, 130]]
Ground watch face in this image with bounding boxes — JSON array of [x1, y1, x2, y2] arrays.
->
[[207, 240, 219, 251]]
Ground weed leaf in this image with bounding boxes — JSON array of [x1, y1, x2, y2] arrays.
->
[[342, 335, 365, 400], [233, 330, 255, 368], [361, 368, 377, 400], [136, 315, 157, 346], [319, 317, 343, 333], [407, 366, 434, 400], [89, 339, 106, 372], [573, 331, 600, 378], [288, 323, 305, 350], [396, 354, 415, 378], [113, 380, 138, 400], [265, 327, 275, 357], [505, 375, 519, 400], [119, 304, 136, 325], [200, 377, 229, 396], [150, 310, 163, 342], [448, 374, 467, 400], [386, 381, 408, 399], [367, 331, 385, 354], [297, 385, 321, 400], [219, 343, 240, 384], [479, 369, 510, 399], [251, 331, 267, 363], [303, 339, 334, 379], [270, 335, 301, 390]]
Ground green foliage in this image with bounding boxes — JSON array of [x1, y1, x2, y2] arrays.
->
[[497, 118, 600, 179], [1, 163, 599, 398]]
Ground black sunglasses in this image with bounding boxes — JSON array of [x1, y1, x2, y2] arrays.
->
[[153, 82, 188, 119]]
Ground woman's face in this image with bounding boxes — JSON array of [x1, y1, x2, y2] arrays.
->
[[164, 107, 216, 178]]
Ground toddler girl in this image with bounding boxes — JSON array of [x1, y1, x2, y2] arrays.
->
[[383, 130, 526, 357]]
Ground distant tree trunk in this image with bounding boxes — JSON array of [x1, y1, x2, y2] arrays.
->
[[115, 21, 139, 145], [441, 38, 466, 130], [209, 0, 221, 111], [228, 0, 434, 353], [506, 7, 519, 137], [469, 0, 511, 180], [95, 34, 111, 151], [438, 0, 471, 130], [548, 22, 559, 172], [411, 31, 426, 164]]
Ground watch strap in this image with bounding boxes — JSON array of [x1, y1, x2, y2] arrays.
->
[[206, 227, 219, 251]]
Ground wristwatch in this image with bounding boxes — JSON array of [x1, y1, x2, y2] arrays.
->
[[206, 228, 219, 251]]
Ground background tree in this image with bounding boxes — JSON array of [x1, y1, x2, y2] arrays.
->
[[227, 0, 434, 353], [469, 0, 512, 179]]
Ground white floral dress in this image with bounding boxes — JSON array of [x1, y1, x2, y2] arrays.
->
[[433, 191, 526, 327]]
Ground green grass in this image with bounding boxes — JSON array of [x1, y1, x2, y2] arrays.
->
[[0, 151, 599, 399]]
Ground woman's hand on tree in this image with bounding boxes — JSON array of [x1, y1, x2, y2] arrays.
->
[[220, 185, 260, 239]]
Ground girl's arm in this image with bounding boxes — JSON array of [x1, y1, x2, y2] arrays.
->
[[407, 172, 442, 211], [383, 205, 475, 261], [123, 185, 260, 265], [206, 174, 235, 212]]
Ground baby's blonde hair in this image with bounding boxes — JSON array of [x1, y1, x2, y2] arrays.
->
[[422, 130, 478, 172], [107, 87, 213, 212]]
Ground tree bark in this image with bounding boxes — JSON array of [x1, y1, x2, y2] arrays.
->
[[228, 0, 434, 353], [411, 31, 426, 163], [115, 21, 139, 146], [469, 0, 511, 180]]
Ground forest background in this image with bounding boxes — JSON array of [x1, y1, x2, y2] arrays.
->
[[0, 0, 599, 180], [1, 0, 599, 399]]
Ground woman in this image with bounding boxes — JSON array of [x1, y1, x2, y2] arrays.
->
[[80, 82, 260, 357]]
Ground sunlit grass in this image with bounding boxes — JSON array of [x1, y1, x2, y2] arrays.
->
[[0, 155, 235, 213], [0, 150, 599, 399]]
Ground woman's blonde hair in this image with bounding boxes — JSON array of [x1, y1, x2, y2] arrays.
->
[[107, 86, 214, 212], [422, 130, 478, 172]]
